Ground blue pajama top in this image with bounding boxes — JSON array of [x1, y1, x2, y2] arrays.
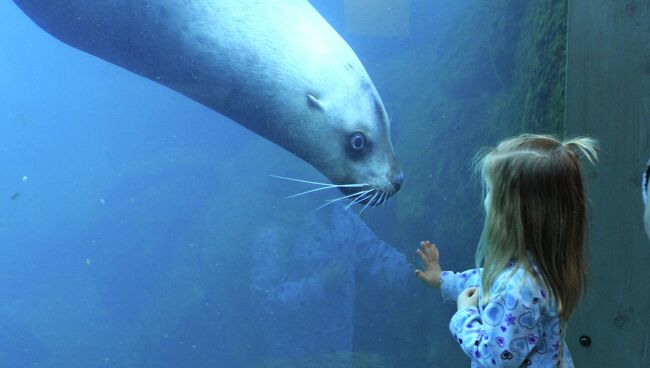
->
[[440, 262, 574, 367]]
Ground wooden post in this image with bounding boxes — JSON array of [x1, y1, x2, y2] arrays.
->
[[565, 0, 650, 365]]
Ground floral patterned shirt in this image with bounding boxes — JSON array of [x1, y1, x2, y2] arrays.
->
[[440, 263, 574, 367]]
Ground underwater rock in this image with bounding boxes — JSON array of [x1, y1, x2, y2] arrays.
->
[[437, 0, 526, 99], [250, 204, 415, 362]]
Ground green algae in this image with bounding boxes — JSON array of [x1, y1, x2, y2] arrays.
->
[[371, 0, 568, 248]]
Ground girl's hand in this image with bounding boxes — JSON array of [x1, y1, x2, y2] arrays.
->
[[457, 287, 479, 310], [415, 240, 442, 288]]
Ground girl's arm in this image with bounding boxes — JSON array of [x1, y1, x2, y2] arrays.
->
[[440, 269, 482, 304], [449, 273, 545, 367]]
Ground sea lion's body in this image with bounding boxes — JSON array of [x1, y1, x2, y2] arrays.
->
[[13, 0, 402, 200]]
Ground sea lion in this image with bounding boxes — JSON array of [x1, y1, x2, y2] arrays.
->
[[13, 0, 403, 205]]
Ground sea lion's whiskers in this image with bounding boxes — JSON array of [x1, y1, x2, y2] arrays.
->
[[270, 174, 366, 188], [288, 183, 370, 199], [376, 192, 386, 206], [359, 191, 379, 215], [270, 174, 386, 212], [345, 190, 374, 209], [313, 189, 372, 212], [270, 175, 368, 197], [328, 190, 371, 205], [269, 174, 336, 187], [374, 192, 382, 206], [380, 192, 391, 206]]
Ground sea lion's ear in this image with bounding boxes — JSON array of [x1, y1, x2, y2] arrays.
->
[[307, 94, 325, 110]]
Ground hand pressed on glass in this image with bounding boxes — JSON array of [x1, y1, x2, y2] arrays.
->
[[415, 240, 442, 288]]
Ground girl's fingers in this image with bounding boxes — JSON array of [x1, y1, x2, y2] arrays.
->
[[417, 245, 432, 263], [429, 243, 439, 260], [425, 243, 438, 262], [414, 269, 430, 282], [414, 269, 423, 279], [416, 248, 426, 262], [422, 242, 433, 259], [417, 241, 440, 265]]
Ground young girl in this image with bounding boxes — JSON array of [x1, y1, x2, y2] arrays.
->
[[415, 134, 598, 367]]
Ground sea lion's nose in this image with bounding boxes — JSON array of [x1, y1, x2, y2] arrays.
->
[[393, 171, 404, 192]]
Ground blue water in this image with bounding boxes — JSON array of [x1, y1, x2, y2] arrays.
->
[[0, 1, 494, 367]]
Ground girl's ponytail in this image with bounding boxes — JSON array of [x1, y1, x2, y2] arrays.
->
[[563, 137, 599, 165]]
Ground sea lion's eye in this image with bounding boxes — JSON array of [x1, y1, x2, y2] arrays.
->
[[350, 132, 365, 151]]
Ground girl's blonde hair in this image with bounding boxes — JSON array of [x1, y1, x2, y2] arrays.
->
[[474, 134, 598, 320]]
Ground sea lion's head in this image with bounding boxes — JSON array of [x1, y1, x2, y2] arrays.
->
[[274, 62, 403, 207], [221, 4, 404, 207]]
